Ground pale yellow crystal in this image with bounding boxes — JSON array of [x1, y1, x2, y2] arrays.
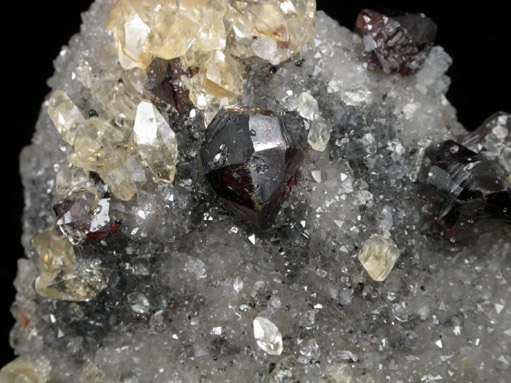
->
[[55, 165, 90, 196], [31, 229, 107, 301], [308, 116, 331, 152], [203, 50, 243, 100], [133, 101, 178, 183], [47, 90, 85, 144], [0, 358, 42, 383], [358, 235, 401, 282], [79, 362, 106, 383]]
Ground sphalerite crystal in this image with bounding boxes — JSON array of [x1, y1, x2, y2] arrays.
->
[[418, 140, 511, 242], [355, 9, 437, 75], [199, 106, 304, 229], [9, 0, 511, 381]]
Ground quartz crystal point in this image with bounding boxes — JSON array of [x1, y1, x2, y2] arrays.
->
[[133, 101, 178, 183], [418, 140, 511, 242], [253, 317, 283, 356], [355, 9, 437, 75], [358, 234, 401, 281], [31, 229, 108, 301], [53, 185, 117, 245], [199, 106, 304, 229]]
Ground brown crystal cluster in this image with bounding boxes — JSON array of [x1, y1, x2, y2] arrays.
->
[[107, 0, 316, 111]]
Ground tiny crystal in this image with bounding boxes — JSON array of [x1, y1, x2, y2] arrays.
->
[[355, 9, 437, 75], [253, 317, 283, 356], [133, 101, 178, 183], [199, 106, 304, 229], [308, 116, 330, 152], [358, 235, 401, 282]]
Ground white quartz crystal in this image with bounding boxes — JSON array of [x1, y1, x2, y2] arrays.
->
[[253, 317, 283, 356]]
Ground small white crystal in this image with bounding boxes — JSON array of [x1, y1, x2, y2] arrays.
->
[[253, 317, 283, 356], [358, 234, 401, 282], [308, 116, 331, 151], [128, 292, 150, 314]]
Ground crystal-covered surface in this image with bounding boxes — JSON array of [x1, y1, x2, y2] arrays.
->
[[417, 140, 511, 242], [10, 1, 511, 382], [355, 9, 438, 75], [199, 106, 304, 229]]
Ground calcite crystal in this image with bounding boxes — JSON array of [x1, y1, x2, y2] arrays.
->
[[9, 0, 511, 382], [199, 106, 304, 229]]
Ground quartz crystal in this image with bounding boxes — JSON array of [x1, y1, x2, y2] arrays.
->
[[358, 235, 401, 282], [355, 9, 437, 75], [199, 106, 304, 229], [253, 317, 283, 356], [133, 101, 178, 183], [418, 140, 511, 242], [10, 1, 511, 382]]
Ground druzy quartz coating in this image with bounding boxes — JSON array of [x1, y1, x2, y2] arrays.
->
[[199, 106, 304, 229]]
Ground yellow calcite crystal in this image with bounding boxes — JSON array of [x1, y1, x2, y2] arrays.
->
[[358, 235, 401, 282], [0, 357, 44, 383], [31, 229, 108, 301], [47, 90, 85, 144]]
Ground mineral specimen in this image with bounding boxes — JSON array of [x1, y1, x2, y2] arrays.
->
[[199, 106, 304, 229], [8, 0, 511, 382], [418, 139, 511, 242], [355, 9, 437, 75]]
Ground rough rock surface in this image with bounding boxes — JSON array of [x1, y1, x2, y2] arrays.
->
[[7, 1, 511, 382]]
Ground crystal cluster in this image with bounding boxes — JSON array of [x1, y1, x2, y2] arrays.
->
[[355, 9, 438, 75], [8, 0, 511, 382], [199, 106, 304, 229], [107, 0, 316, 113]]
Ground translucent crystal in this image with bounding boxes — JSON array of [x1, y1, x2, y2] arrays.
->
[[54, 185, 117, 244], [0, 357, 43, 383], [133, 101, 178, 183], [32, 229, 107, 302], [47, 90, 85, 144], [253, 317, 283, 356], [79, 362, 106, 383], [128, 292, 150, 314], [308, 116, 330, 151], [202, 50, 243, 102], [55, 165, 90, 196], [295, 92, 319, 121], [358, 235, 401, 282]]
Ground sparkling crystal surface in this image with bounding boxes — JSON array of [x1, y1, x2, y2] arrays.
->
[[355, 9, 437, 75], [199, 106, 304, 229], [253, 317, 283, 356], [418, 140, 511, 242], [10, 1, 511, 382], [358, 234, 401, 282]]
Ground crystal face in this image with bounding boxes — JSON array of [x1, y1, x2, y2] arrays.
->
[[355, 9, 437, 75], [199, 106, 304, 229], [418, 140, 511, 242], [53, 185, 117, 244], [358, 234, 401, 282], [253, 317, 283, 356]]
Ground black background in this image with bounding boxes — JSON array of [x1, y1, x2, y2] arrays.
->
[[1, 0, 509, 365]]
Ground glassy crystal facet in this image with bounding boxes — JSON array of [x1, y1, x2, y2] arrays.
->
[[355, 9, 437, 75], [199, 106, 304, 229], [418, 140, 511, 242]]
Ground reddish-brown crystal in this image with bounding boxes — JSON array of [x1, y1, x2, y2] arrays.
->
[[418, 140, 511, 242], [145, 58, 192, 114], [355, 9, 437, 75], [199, 107, 304, 230]]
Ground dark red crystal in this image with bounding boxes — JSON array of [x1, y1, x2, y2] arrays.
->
[[418, 140, 511, 242], [355, 9, 437, 75], [145, 58, 192, 114], [54, 185, 118, 244], [199, 107, 304, 230]]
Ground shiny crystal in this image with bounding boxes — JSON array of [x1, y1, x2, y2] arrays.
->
[[133, 101, 178, 183], [358, 234, 400, 281], [253, 317, 283, 356], [47, 90, 85, 144]]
